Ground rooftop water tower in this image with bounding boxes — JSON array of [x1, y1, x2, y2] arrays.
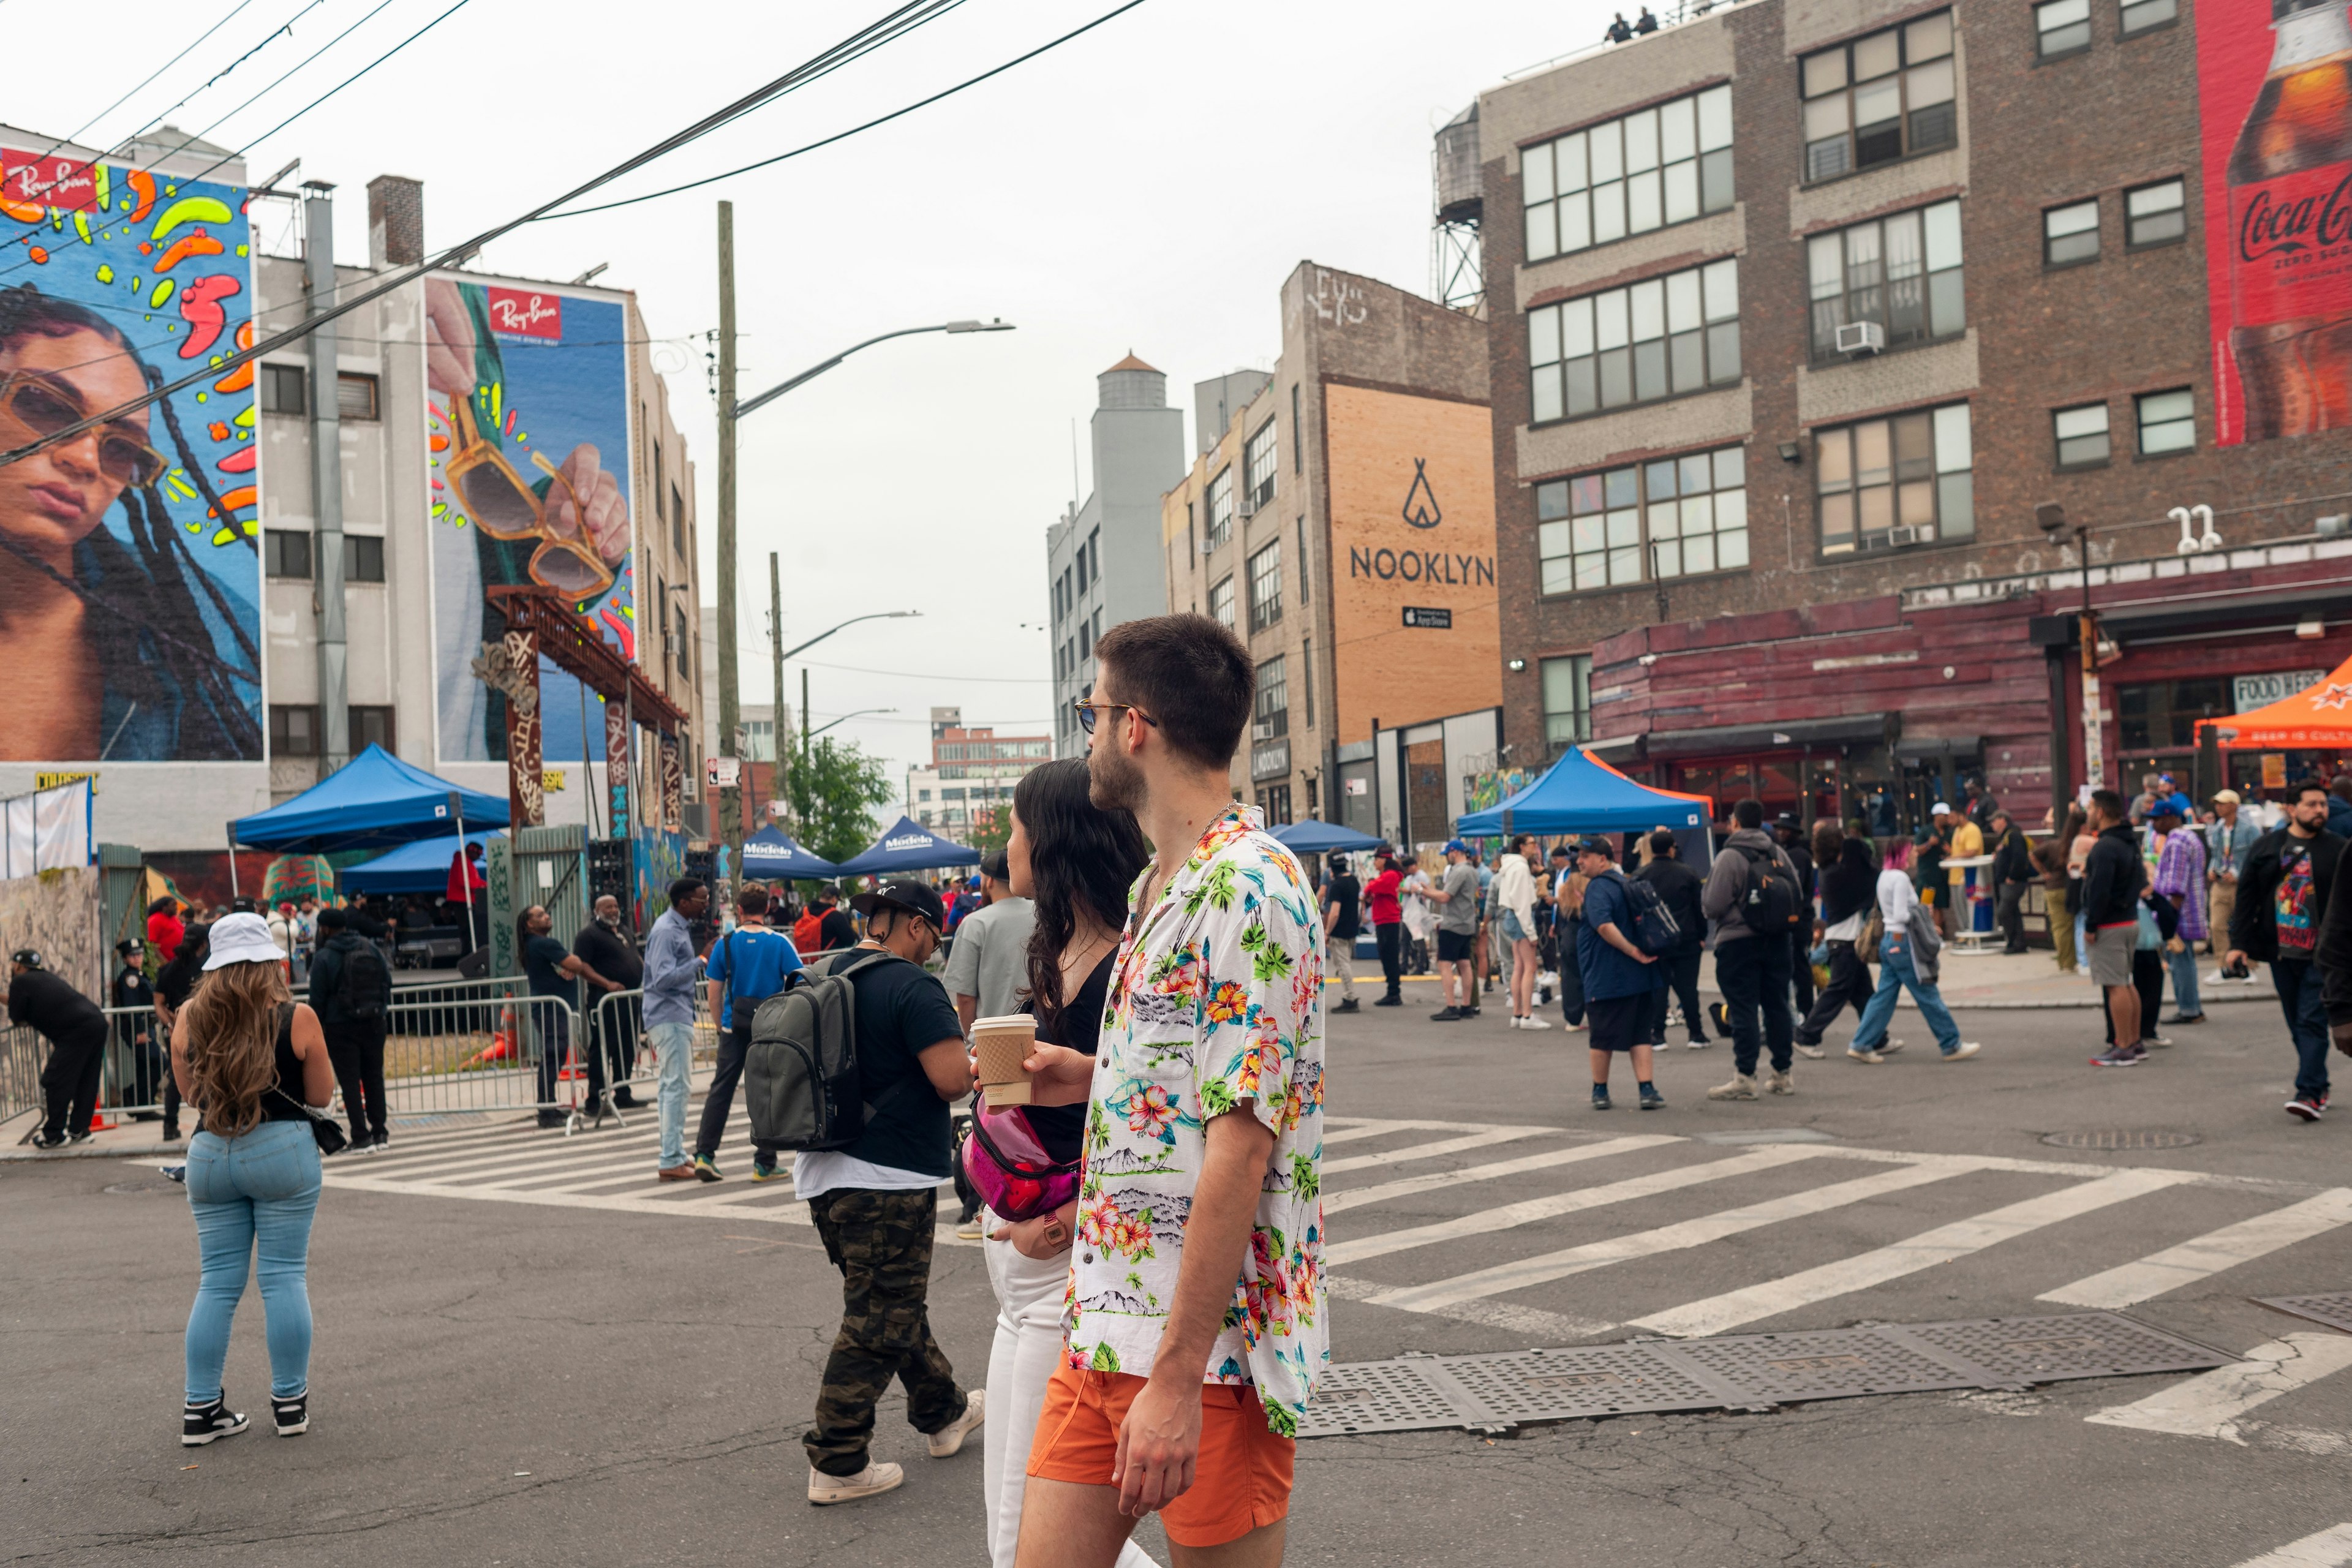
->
[[1431, 102, 1483, 315]]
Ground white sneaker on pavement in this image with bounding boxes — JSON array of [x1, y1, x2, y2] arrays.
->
[[1706, 1072, 1759, 1101], [1940, 1042, 1981, 1061], [1846, 1047, 1885, 1064], [1795, 1044, 1826, 1059], [809, 1461, 905, 1505], [1520, 1014, 1552, 1030], [1766, 1069, 1796, 1095], [927, 1387, 985, 1458], [1879, 1039, 1906, 1055]]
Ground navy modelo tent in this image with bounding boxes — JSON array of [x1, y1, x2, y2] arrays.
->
[[740, 824, 841, 880], [230, 744, 511, 852], [1270, 820, 1384, 854], [1453, 746, 1712, 837], [341, 831, 505, 895], [834, 816, 981, 878]]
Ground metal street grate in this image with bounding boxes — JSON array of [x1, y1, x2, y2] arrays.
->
[[2256, 1294, 2352, 1336], [2039, 1129, 2202, 1150], [1297, 1312, 2233, 1439]]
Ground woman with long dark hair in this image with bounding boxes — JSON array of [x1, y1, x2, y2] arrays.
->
[[0, 285, 262, 760], [978, 758, 1157, 1568], [170, 912, 335, 1446]]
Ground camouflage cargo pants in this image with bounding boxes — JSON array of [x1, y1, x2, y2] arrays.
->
[[804, 1186, 967, 1476]]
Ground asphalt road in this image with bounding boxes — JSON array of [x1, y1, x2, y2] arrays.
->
[[8, 982, 2351, 1568]]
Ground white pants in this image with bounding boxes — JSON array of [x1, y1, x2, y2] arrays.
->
[[1329, 944, 1357, 1000], [982, 1223, 1161, 1568]]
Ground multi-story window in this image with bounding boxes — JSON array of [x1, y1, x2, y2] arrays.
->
[[1523, 85, 1733, 262], [2121, 0, 2176, 36], [1206, 466, 1234, 550], [269, 704, 318, 756], [2044, 200, 2100, 267], [1291, 384, 1302, 472], [260, 364, 305, 415], [349, 706, 394, 753], [1088, 528, 1101, 579], [1806, 200, 1964, 360], [264, 528, 312, 579], [1542, 655, 1593, 755], [2034, 0, 2090, 56], [2138, 388, 2195, 454], [1248, 541, 1283, 630], [1245, 419, 1277, 509], [1079, 619, 1093, 662], [671, 484, 687, 557], [1210, 576, 1235, 628], [2126, 179, 2187, 249], [2054, 402, 2111, 468], [1801, 10, 1956, 182], [345, 534, 385, 582], [1295, 518, 1310, 605], [1537, 444, 1748, 594], [1815, 402, 1974, 555], [1254, 654, 1288, 739], [336, 372, 379, 421], [1528, 258, 1740, 423], [1075, 540, 1089, 593]]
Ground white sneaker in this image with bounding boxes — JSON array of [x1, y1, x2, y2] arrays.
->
[[1940, 1042, 1981, 1061], [1846, 1047, 1885, 1064], [927, 1387, 984, 1458], [1879, 1039, 1907, 1055], [1766, 1069, 1796, 1095], [1706, 1072, 1759, 1101], [1795, 1044, 1826, 1059], [809, 1461, 904, 1504], [1520, 1014, 1552, 1030]]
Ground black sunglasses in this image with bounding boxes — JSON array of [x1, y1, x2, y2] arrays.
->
[[1073, 697, 1158, 736]]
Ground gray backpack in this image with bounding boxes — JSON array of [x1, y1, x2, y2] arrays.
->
[[744, 949, 900, 1152]]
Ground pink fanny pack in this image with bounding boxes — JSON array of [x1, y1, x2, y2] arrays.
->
[[959, 1101, 1081, 1222]]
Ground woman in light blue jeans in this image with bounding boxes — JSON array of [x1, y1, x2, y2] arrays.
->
[[1847, 839, 1978, 1061], [172, 911, 335, 1447]]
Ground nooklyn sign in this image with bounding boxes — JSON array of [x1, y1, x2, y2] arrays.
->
[[1348, 456, 1494, 584]]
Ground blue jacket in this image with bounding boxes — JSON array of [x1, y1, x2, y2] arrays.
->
[[642, 909, 699, 1028]]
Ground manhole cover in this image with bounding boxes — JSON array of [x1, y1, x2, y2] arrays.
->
[[105, 1178, 183, 1195], [2040, 1130, 2201, 1150]]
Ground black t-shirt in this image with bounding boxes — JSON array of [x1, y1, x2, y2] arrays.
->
[[1325, 875, 1362, 940], [830, 950, 960, 1178], [523, 934, 575, 1000], [1022, 949, 1114, 1165], [573, 922, 644, 989], [818, 908, 858, 952], [9, 970, 105, 1041]]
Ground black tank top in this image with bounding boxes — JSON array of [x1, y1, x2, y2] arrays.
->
[[259, 1005, 311, 1123]]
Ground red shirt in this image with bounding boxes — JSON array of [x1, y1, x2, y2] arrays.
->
[[448, 850, 486, 902], [146, 911, 184, 962], [1365, 868, 1404, 926]]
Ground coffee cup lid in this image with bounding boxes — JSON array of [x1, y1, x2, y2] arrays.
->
[[970, 1014, 1035, 1031]]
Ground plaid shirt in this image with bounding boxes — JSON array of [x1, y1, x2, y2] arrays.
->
[[2152, 827, 2208, 942]]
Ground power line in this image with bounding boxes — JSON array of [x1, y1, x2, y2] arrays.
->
[[546, 0, 1153, 219], [58, 0, 263, 151], [0, 1, 970, 472]]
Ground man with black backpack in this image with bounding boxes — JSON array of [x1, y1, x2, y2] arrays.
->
[[308, 907, 394, 1150], [1574, 837, 1667, 1110], [1703, 798, 1806, 1101], [1636, 829, 1711, 1050], [771, 878, 983, 1506]]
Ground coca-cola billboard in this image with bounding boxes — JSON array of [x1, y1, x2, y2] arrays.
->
[[2204, 0, 2352, 443]]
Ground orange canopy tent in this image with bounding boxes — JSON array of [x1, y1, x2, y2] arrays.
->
[[2199, 656, 2352, 748]]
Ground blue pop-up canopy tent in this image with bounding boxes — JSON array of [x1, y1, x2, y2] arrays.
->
[[1454, 746, 1713, 837], [1271, 820, 1384, 854], [340, 831, 505, 895], [740, 824, 841, 880], [835, 816, 981, 878], [230, 745, 511, 852]]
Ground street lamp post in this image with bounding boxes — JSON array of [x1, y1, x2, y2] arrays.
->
[[710, 295, 1012, 862]]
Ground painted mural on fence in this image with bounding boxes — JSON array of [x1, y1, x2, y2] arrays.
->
[[2201, 0, 2352, 444], [426, 275, 635, 764], [0, 146, 262, 761]]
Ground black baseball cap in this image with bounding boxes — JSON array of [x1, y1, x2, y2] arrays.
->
[[981, 850, 1011, 882], [851, 880, 947, 928], [1572, 836, 1614, 856]]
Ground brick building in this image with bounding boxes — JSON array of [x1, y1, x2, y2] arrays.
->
[[907, 714, 1052, 837], [1477, 0, 2352, 832], [1162, 262, 1494, 840]]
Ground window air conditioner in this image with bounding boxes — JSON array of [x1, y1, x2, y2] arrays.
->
[[1885, 524, 1919, 547], [1239, 492, 1261, 519], [1835, 320, 1885, 355], [1252, 719, 1275, 742]]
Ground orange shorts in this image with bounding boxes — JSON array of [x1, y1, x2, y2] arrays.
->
[[1026, 1364, 1295, 1548]]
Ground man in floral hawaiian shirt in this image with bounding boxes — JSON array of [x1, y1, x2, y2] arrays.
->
[[1016, 614, 1325, 1568]]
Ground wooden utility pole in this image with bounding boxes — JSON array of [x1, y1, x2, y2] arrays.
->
[[715, 201, 742, 854], [769, 549, 785, 827]]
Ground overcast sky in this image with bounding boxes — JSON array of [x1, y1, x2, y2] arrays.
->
[[11, 0, 1610, 788]]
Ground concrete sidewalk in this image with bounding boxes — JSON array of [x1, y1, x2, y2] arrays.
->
[[1698, 946, 2276, 1011]]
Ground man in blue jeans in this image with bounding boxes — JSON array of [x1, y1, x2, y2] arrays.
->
[[644, 878, 708, 1181], [695, 883, 806, 1180], [2230, 782, 2342, 1121]]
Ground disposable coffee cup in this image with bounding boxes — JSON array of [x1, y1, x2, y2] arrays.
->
[[970, 1014, 1036, 1108]]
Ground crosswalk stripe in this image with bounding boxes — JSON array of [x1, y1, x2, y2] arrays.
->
[[362, 1108, 755, 1183], [1363, 1156, 1985, 1314], [1324, 1134, 1679, 1216], [320, 1172, 816, 1224], [2228, 1525, 2352, 1568], [1322, 1118, 1523, 1145], [1322, 1126, 1561, 1175], [1630, 1167, 2198, 1338], [1325, 1143, 1825, 1268], [2087, 1334, 2352, 1442], [1322, 1272, 1614, 1341], [2037, 1188, 2352, 1308]]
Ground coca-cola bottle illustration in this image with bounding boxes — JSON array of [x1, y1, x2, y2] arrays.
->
[[2230, 0, 2352, 440]]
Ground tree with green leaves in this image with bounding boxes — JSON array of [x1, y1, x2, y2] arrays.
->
[[963, 804, 1012, 858], [784, 737, 894, 868]]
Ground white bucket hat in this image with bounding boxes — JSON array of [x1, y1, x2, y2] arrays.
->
[[202, 911, 283, 970]]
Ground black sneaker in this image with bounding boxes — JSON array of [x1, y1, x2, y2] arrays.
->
[[1334, 997, 1359, 1013], [1591, 1087, 1613, 1111], [371, 1129, 391, 1151], [536, 1109, 568, 1129], [271, 1391, 309, 1436], [2286, 1095, 2326, 1122], [183, 1398, 249, 1446], [1460, 1004, 1482, 1017], [28, 1129, 66, 1149], [1638, 1083, 1665, 1110], [611, 1087, 639, 1108], [1373, 996, 1402, 1007], [1429, 1007, 1463, 1022]]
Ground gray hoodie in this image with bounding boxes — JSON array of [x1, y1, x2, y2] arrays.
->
[[1701, 827, 1803, 945]]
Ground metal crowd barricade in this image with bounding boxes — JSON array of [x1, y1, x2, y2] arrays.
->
[[0, 1021, 48, 1131]]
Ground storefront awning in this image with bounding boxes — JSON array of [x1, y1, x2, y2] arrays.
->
[[1640, 713, 1894, 760], [2198, 654, 2352, 748]]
